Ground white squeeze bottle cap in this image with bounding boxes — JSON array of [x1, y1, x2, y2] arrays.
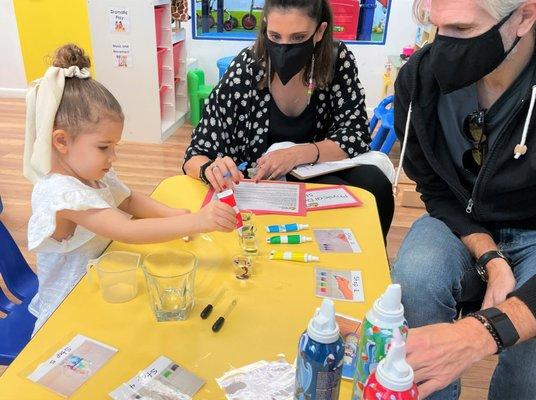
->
[[307, 299, 340, 344], [368, 283, 405, 327], [375, 329, 415, 392]]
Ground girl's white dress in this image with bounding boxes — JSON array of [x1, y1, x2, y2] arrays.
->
[[27, 169, 131, 334]]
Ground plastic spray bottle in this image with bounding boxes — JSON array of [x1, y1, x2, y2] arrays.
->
[[294, 299, 345, 400]]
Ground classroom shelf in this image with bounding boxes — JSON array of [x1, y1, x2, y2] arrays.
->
[[87, 0, 189, 143]]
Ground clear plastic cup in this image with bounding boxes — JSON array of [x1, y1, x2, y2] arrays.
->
[[86, 251, 140, 303]]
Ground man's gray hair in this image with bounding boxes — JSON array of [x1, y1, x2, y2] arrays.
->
[[413, 0, 525, 24]]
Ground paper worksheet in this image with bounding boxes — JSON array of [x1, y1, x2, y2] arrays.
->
[[306, 186, 362, 211], [203, 180, 306, 216], [313, 228, 362, 253], [315, 267, 365, 303], [27, 334, 117, 398], [109, 356, 204, 400]]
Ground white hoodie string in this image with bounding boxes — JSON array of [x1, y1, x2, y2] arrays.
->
[[393, 102, 412, 196], [515, 84, 536, 159], [392, 82, 533, 196]]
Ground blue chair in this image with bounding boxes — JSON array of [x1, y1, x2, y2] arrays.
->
[[0, 302, 36, 365], [0, 220, 38, 365], [369, 95, 397, 155], [216, 56, 235, 80], [0, 221, 38, 301]]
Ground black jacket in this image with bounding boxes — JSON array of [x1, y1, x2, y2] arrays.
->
[[394, 45, 536, 237]]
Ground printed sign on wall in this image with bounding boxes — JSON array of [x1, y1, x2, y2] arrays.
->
[[109, 8, 130, 33], [112, 43, 132, 67]]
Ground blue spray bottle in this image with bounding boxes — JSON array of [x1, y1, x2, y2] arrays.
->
[[294, 299, 345, 400]]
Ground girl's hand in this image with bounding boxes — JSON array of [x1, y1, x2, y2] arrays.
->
[[194, 201, 236, 233], [173, 208, 191, 216], [253, 148, 298, 181], [204, 156, 244, 192]]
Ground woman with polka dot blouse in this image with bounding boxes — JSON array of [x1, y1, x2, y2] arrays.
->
[[183, 0, 394, 239]]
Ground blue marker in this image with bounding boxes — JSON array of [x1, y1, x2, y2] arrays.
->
[[223, 161, 248, 179], [266, 223, 309, 233]]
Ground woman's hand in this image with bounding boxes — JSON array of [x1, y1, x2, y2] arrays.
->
[[204, 156, 244, 192], [253, 148, 300, 181], [481, 259, 516, 309]]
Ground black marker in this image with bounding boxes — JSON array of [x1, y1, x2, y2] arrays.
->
[[212, 299, 237, 332], [200, 287, 226, 319]]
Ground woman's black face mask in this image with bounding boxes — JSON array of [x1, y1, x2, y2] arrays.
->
[[266, 32, 316, 85]]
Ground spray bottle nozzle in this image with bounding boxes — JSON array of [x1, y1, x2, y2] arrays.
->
[[375, 328, 416, 392]]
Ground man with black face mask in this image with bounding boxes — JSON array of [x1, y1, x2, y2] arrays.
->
[[391, 0, 536, 399]]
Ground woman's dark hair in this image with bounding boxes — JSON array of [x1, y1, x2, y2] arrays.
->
[[51, 44, 124, 136], [253, 0, 335, 89]]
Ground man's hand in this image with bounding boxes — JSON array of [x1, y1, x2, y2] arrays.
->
[[406, 318, 497, 398], [482, 258, 516, 309]]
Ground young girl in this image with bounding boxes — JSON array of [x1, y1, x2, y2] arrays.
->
[[23, 44, 236, 334]]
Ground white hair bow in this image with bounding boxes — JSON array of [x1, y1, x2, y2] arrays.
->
[[23, 66, 90, 183]]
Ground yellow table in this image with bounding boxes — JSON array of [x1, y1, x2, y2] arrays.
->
[[0, 176, 390, 399]]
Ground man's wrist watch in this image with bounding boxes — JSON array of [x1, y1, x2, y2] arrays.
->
[[475, 250, 510, 282], [468, 307, 520, 353], [199, 160, 213, 185]]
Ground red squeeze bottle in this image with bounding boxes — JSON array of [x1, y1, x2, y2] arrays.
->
[[216, 189, 243, 230], [363, 329, 418, 400]]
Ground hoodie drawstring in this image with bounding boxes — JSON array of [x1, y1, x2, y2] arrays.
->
[[393, 102, 412, 195], [515, 85, 536, 159]]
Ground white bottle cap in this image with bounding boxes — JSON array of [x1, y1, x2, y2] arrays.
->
[[372, 284, 405, 325], [307, 299, 340, 344], [306, 254, 319, 262], [298, 224, 310, 230], [375, 329, 415, 392], [302, 236, 313, 242]]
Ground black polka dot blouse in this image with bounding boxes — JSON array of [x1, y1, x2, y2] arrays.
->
[[184, 41, 371, 168]]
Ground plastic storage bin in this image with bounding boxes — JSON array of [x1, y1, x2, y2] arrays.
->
[[172, 41, 183, 77], [154, 7, 165, 46], [330, 0, 360, 40]]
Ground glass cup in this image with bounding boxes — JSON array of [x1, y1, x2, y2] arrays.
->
[[233, 254, 254, 280], [142, 250, 197, 322], [240, 225, 259, 256], [240, 210, 255, 229], [86, 251, 140, 303]]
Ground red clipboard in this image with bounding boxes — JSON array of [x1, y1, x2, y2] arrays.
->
[[201, 180, 307, 216], [305, 185, 362, 211]]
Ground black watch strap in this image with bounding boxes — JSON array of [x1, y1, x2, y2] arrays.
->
[[475, 250, 510, 282], [471, 307, 520, 352], [199, 160, 213, 185]]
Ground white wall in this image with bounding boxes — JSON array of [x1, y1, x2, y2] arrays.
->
[[184, 0, 415, 108], [0, 0, 27, 97]]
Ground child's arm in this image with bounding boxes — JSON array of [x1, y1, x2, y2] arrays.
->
[[118, 192, 190, 218], [57, 201, 236, 244]]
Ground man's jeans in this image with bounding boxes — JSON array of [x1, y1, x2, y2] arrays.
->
[[391, 215, 536, 400]]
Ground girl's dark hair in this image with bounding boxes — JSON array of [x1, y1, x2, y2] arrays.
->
[[253, 0, 335, 89], [52, 44, 124, 136]]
